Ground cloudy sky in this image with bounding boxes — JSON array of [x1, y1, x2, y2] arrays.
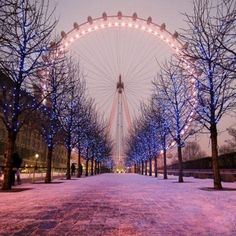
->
[[49, 0, 236, 155]]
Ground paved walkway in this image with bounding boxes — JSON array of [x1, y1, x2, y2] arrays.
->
[[0, 174, 236, 236]]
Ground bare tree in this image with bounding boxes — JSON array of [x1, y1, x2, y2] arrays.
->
[[150, 95, 171, 179], [153, 59, 195, 182], [140, 103, 161, 177], [125, 120, 146, 174], [215, 0, 236, 74], [181, 0, 236, 189], [0, 0, 56, 190], [0, 0, 14, 43], [219, 128, 236, 154], [75, 95, 89, 178], [59, 60, 85, 180], [38, 55, 72, 183], [182, 141, 206, 160]]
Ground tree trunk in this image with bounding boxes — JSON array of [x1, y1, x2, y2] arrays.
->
[[77, 148, 81, 178], [2, 132, 16, 190], [141, 161, 144, 175], [91, 157, 94, 176], [163, 149, 168, 179], [134, 163, 137, 173], [66, 148, 71, 180], [177, 145, 183, 183], [210, 123, 222, 189], [154, 156, 158, 178], [98, 162, 101, 174], [85, 159, 89, 176], [145, 160, 147, 175], [45, 147, 53, 183], [149, 158, 152, 176], [97, 162, 100, 174], [94, 160, 97, 175]]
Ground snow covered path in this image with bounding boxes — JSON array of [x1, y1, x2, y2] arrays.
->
[[0, 173, 236, 236]]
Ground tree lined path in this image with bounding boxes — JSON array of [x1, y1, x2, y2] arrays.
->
[[0, 174, 236, 235]]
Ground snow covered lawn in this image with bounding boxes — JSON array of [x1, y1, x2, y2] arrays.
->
[[0, 173, 235, 235]]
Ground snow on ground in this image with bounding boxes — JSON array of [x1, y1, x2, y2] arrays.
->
[[0, 174, 236, 236]]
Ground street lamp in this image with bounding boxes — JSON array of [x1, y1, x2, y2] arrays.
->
[[35, 153, 39, 170], [32, 154, 39, 183]]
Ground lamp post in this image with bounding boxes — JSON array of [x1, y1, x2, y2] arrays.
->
[[35, 153, 39, 170], [32, 154, 39, 183]]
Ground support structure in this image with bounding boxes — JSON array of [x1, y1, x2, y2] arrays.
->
[[108, 75, 132, 171]]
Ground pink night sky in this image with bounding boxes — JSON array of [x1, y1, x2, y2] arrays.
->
[[50, 0, 236, 155]]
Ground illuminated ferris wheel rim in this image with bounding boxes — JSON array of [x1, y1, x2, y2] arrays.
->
[[57, 12, 189, 54], [54, 12, 197, 149]]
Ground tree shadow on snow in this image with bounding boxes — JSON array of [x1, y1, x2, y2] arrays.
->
[[33, 181, 63, 184], [0, 187, 33, 192], [199, 187, 236, 191]]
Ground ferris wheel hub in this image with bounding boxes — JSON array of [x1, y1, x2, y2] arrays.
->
[[117, 74, 124, 94]]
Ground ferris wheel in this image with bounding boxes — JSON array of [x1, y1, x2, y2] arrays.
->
[[56, 12, 192, 169]]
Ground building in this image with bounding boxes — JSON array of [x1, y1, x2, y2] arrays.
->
[[0, 71, 67, 170]]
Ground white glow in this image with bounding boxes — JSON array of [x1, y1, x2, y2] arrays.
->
[[128, 23, 132, 27], [141, 26, 146, 30], [121, 22, 125, 27], [135, 24, 139, 28], [88, 28, 92, 32], [115, 22, 118, 26], [101, 24, 105, 28], [154, 31, 158, 35], [82, 31, 86, 35], [94, 25, 98, 30], [160, 35, 164, 39]]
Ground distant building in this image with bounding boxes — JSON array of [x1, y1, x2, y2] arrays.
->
[[0, 71, 67, 169]]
